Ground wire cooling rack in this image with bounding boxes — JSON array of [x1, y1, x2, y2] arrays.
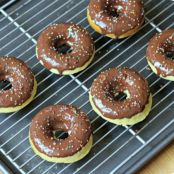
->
[[0, 0, 174, 174]]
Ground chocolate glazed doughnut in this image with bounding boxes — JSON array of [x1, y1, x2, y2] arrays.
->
[[29, 104, 93, 163], [146, 29, 174, 81], [0, 57, 37, 113], [36, 23, 95, 75], [89, 68, 152, 125], [87, 0, 144, 39]]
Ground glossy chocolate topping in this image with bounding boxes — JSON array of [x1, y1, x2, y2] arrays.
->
[[0, 57, 34, 107], [147, 29, 174, 77], [36, 23, 95, 74], [90, 67, 150, 119], [30, 105, 92, 157], [88, 0, 144, 36]]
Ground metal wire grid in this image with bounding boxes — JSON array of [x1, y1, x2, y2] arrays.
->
[[0, 0, 173, 173]]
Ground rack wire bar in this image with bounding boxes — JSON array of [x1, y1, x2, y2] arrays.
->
[[0, 0, 174, 174], [0, 0, 16, 10]]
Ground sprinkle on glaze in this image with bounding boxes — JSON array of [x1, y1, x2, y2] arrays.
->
[[30, 104, 92, 157], [90, 67, 150, 119]]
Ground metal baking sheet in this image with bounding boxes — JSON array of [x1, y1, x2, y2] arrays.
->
[[0, 0, 174, 173]]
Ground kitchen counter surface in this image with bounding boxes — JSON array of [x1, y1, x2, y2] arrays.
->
[[138, 141, 174, 174]]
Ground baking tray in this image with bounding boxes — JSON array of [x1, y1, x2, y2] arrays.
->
[[0, 0, 174, 173]]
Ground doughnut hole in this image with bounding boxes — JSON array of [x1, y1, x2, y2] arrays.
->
[[106, 83, 130, 101], [0, 79, 12, 91], [164, 44, 174, 60], [49, 121, 69, 140], [105, 1, 123, 18], [112, 92, 127, 101], [53, 39, 72, 54], [53, 130, 69, 140]]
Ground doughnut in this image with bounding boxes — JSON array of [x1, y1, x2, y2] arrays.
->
[[89, 67, 152, 125], [146, 29, 174, 81], [29, 104, 93, 163], [36, 23, 95, 75], [0, 57, 37, 113], [87, 0, 144, 39]]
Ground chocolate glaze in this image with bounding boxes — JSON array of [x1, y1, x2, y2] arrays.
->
[[88, 0, 144, 36], [30, 105, 92, 157], [147, 29, 174, 77], [36, 23, 95, 74], [90, 67, 150, 119], [0, 57, 34, 107]]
